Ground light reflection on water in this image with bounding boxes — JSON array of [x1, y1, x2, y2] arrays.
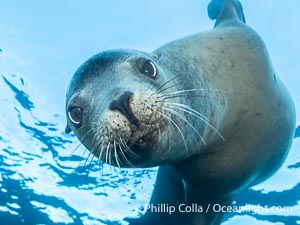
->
[[0, 74, 299, 225]]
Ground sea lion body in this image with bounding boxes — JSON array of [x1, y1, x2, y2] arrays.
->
[[155, 24, 295, 191], [65, 1, 296, 224]]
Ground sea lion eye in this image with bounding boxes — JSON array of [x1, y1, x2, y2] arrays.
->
[[68, 107, 83, 126], [140, 60, 157, 79]]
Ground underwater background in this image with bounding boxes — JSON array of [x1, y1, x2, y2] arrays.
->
[[0, 0, 299, 224]]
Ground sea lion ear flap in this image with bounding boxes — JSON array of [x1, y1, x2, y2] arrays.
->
[[65, 125, 72, 134], [151, 53, 161, 60]]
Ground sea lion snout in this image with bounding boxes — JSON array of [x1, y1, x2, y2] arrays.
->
[[109, 91, 139, 126]]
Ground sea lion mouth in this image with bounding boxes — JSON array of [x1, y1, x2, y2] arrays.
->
[[87, 100, 167, 167], [127, 126, 161, 150], [120, 90, 166, 151]]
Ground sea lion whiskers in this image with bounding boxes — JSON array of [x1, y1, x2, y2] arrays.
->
[[101, 140, 120, 178], [158, 88, 205, 98], [155, 83, 180, 95], [71, 127, 95, 155], [78, 125, 113, 177], [164, 88, 227, 95], [119, 137, 140, 160], [158, 88, 226, 99], [105, 143, 110, 166], [157, 94, 225, 102], [98, 158, 104, 179], [104, 142, 119, 177], [77, 123, 126, 176], [97, 144, 105, 177], [155, 122, 162, 144], [85, 149, 98, 180], [98, 144, 105, 164], [116, 142, 128, 167], [87, 121, 126, 161], [77, 133, 96, 174], [72, 142, 83, 155], [119, 144, 135, 168], [165, 102, 225, 141], [160, 113, 189, 157], [118, 137, 136, 168], [155, 75, 180, 94], [109, 143, 113, 166], [113, 139, 121, 168], [163, 107, 207, 145], [82, 133, 101, 177]]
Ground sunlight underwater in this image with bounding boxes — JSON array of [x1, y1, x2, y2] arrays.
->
[[0, 67, 300, 224]]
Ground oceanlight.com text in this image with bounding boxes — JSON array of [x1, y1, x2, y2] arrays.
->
[[144, 203, 293, 215]]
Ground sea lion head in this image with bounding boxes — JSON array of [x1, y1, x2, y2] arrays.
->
[[65, 49, 196, 168]]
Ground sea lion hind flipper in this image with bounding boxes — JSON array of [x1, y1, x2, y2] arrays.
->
[[207, 0, 246, 27]]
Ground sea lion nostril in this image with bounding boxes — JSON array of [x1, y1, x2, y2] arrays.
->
[[109, 91, 139, 126]]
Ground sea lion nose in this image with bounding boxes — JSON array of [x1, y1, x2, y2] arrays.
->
[[109, 91, 139, 126]]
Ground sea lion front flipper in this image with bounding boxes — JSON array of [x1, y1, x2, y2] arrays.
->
[[208, 0, 246, 27], [124, 166, 186, 225]]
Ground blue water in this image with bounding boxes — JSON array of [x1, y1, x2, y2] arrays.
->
[[1, 73, 300, 225], [0, 73, 158, 224], [1, 1, 300, 224]]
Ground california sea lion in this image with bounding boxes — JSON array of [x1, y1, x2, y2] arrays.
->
[[65, 0, 296, 224]]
